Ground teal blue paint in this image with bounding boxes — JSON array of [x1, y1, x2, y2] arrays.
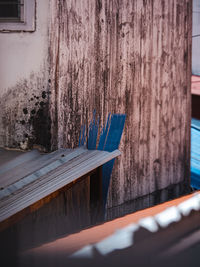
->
[[98, 113, 111, 151], [79, 112, 126, 205], [98, 114, 126, 204], [88, 111, 99, 150], [191, 118, 200, 189]]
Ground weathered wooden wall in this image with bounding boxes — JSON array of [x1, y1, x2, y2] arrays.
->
[[50, 0, 192, 209]]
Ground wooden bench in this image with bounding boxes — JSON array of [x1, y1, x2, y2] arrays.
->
[[0, 147, 120, 250]]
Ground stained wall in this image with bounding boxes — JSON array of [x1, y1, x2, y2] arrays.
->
[[0, 0, 192, 210], [0, 0, 51, 150], [49, 0, 192, 208]]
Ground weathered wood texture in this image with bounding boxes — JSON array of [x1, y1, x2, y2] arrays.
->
[[49, 0, 192, 208], [0, 175, 91, 254], [0, 148, 119, 224]]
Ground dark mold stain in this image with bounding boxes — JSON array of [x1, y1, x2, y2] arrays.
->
[[42, 91, 47, 99], [176, 4, 180, 26], [23, 108, 28, 115], [31, 109, 36, 115], [96, 0, 102, 14], [183, 52, 188, 64], [29, 102, 51, 152], [20, 120, 26, 125], [40, 101, 45, 107], [28, 116, 34, 123]]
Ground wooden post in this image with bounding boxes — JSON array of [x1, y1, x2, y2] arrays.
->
[[90, 166, 104, 224]]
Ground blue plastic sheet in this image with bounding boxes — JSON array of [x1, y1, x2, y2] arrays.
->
[[79, 112, 126, 205], [191, 118, 200, 189]]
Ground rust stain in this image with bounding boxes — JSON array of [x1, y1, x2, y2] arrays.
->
[[27, 192, 199, 256]]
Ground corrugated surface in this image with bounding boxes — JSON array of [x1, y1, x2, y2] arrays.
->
[[191, 118, 200, 189], [0, 147, 120, 223], [70, 193, 200, 258], [49, 0, 192, 208], [24, 192, 200, 257]]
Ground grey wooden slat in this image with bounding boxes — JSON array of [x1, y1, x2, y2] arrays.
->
[[0, 149, 120, 222], [0, 150, 112, 219], [0, 149, 99, 208], [0, 147, 88, 198], [0, 148, 68, 188], [0, 150, 120, 222], [0, 147, 85, 189], [0, 149, 40, 175]]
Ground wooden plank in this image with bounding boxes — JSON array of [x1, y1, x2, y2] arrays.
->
[[0, 172, 93, 233], [0, 175, 92, 251], [0, 149, 120, 222], [0, 148, 77, 189], [0, 147, 87, 198], [0, 149, 120, 213], [0, 149, 40, 176], [0, 150, 99, 208]]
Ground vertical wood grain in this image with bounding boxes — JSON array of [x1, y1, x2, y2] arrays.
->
[[49, 0, 192, 208]]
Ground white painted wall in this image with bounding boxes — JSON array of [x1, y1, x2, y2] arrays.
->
[[192, 0, 200, 75], [0, 0, 50, 96], [0, 0, 51, 149]]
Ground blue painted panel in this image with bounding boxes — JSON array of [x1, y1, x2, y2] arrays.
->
[[98, 113, 111, 151], [191, 118, 200, 189], [88, 111, 99, 150], [99, 114, 126, 204], [79, 112, 126, 205]]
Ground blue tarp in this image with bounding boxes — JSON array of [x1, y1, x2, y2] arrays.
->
[[191, 118, 200, 189]]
